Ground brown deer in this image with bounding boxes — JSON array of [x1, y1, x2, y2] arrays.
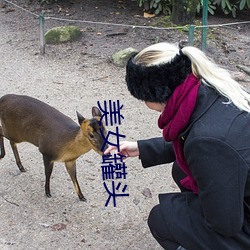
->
[[0, 94, 108, 201]]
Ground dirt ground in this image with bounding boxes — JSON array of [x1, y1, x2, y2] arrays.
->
[[0, 0, 249, 249]]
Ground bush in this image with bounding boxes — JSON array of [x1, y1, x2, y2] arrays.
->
[[136, 0, 250, 17], [212, 0, 250, 17], [135, 0, 172, 15]]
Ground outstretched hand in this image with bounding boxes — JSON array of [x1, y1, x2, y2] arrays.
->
[[104, 141, 139, 158]]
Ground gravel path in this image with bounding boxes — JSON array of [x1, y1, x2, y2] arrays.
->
[[0, 4, 175, 250]]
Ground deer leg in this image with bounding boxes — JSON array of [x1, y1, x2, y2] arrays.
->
[[65, 161, 86, 202], [43, 155, 54, 198], [10, 141, 25, 172], [0, 127, 5, 159], [0, 137, 5, 159]]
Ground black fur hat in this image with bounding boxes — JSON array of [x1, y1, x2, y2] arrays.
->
[[125, 52, 192, 103]]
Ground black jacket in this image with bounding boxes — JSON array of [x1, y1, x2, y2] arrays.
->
[[138, 84, 250, 249]]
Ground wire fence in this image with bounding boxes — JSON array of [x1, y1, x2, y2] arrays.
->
[[3, 0, 250, 55]]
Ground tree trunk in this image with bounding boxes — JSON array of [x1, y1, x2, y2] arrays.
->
[[171, 0, 198, 25]]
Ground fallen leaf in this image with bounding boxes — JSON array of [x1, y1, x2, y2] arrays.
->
[[51, 223, 67, 231], [142, 187, 152, 198], [143, 12, 155, 18]]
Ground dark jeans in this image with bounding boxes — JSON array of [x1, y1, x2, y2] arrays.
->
[[148, 162, 188, 250]]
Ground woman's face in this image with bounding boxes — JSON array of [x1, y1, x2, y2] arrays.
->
[[145, 102, 166, 112]]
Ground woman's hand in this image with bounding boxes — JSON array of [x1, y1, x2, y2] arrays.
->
[[104, 141, 139, 158]]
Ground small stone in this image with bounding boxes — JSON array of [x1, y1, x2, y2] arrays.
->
[[142, 187, 152, 198], [231, 71, 247, 82], [133, 197, 140, 205], [39, 223, 50, 228], [45, 26, 82, 44], [0, 0, 6, 8], [112, 47, 138, 67]]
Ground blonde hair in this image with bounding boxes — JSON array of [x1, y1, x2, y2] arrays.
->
[[134, 42, 250, 113]]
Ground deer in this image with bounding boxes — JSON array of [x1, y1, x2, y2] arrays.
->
[[0, 94, 109, 202]]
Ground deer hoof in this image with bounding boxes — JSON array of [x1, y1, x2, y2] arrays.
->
[[79, 196, 87, 202], [46, 193, 52, 198]]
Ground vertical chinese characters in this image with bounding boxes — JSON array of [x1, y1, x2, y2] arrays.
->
[[98, 100, 129, 207]]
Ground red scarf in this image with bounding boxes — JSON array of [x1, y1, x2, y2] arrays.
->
[[158, 73, 200, 194]]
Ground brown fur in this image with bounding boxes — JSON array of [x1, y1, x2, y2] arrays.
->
[[0, 94, 108, 201]]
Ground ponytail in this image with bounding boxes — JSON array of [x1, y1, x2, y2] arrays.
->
[[182, 46, 250, 112]]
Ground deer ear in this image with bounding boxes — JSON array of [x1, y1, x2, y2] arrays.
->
[[76, 111, 85, 125], [92, 106, 102, 117]]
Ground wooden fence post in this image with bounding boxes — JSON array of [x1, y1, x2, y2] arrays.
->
[[39, 11, 45, 55], [0, 0, 6, 8]]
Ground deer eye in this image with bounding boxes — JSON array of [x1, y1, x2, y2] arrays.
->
[[89, 133, 94, 139]]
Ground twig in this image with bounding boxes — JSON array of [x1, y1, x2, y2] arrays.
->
[[53, 81, 64, 85], [92, 76, 109, 81], [106, 32, 128, 37], [2, 196, 20, 206], [237, 65, 250, 76]]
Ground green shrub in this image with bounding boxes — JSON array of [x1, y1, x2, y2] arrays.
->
[[135, 0, 172, 15], [196, 0, 216, 15], [135, 0, 250, 18], [213, 0, 250, 17]]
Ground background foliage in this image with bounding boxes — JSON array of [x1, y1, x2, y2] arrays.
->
[[38, 0, 250, 18], [135, 0, 250, 17]]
